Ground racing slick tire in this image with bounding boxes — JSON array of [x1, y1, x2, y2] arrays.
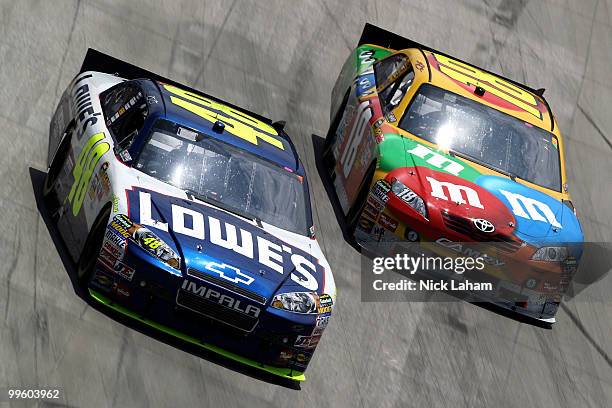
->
[[43, 128, 72, 216], [77, 206, 111, 288], [346, 162, 376, 234], [322, 89, 350, 176]]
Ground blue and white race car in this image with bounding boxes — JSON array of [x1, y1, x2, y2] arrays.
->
[[44, 50, 335, 382]]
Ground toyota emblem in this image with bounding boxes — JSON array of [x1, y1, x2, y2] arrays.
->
[[473, 218, 495, 233]]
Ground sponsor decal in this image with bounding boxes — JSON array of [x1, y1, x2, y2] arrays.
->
[[378, 214, 398, 232], [102, 240, 123, 259], [295, 352, 311, 363], [112, 262, 135, 281], [358, 49, 376, 65], [204, 261, 254, 285], [371, 180, 391, 203], [499, 190, 561, 228], [106, 91, 143, 126], [408, 144, 465, 176], [98, 244, 135, 281], [113, 282, 131, 299], [277, 349, 295, 363], [317, 293, 333, 314], [72, 76, 102, 137], [356, 73, 375, 96], [473, 218, 495, 233], [294, 334, 322, 350], [135, 190, 322, 291], [98, 248, 118, 267], [313, 313, 330, 336], [87, 161, 110, 202], [104, 228, 127, 250], [358, 216, 375, 234], [180, 280, 261, 318], [415, 60, 425, 72], [92, 271, 113, 291], [112, 194, 119, 213], [362, 203, 381, 220], [366, 195, 385, 212], [426, 176, 483, 208]]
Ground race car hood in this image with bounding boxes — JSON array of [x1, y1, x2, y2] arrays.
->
[[390, 138, 583, 245], [127, 187, 327, 302]]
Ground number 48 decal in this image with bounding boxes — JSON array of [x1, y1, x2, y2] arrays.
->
[[68, 132, 110, 216]]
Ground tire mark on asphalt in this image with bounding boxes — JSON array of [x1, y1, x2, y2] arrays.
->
[[566, 0, 600, 144], [576, 105, 612, 151], [3, 229, 20, 323], [33, 212, 40, 384], [111, 327, 129, 408], [53, 0, 82, 99], [560, 303, 612, 369], [192, 0, 238, 87], [318, 0, 353, 52]]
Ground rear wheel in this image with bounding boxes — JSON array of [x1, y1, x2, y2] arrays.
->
[[77, 206, 111, 288], [322, 90, 350, 176]]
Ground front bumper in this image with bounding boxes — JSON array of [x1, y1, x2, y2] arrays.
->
[[88, 289, 306, 381], [354, 187, 573, 323], [89, 247, 324, 381]]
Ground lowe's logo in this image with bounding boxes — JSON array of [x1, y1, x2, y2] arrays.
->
[[137, 191, 320, 291], [205, 261, 254, 285], [181, 280, 261, 318]]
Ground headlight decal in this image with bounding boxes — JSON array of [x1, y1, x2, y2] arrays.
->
[[110, 214, 181, 270], [271, 292, 334, 315], [531, 246, 568, 262]]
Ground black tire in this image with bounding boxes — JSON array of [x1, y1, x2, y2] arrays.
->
[[77, 206, 111, 288], [43, 130, 72, 214], [346, 163, 376, 233]]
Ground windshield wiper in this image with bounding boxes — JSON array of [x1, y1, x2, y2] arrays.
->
[[183, 189, 263, 226], [449, 149, 520, 181]]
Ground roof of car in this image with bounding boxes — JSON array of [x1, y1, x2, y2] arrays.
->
[[416, 50, 555, 132], [153, 81, 303, 175], [357, 23, 557, 133]]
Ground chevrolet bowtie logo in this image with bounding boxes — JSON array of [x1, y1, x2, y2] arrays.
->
[[205, 261, 254, 285]]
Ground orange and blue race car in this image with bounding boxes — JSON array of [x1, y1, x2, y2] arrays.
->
[[323, 24, 583, 324]]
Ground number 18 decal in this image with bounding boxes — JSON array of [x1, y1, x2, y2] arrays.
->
[[340, 101, 372, 177]]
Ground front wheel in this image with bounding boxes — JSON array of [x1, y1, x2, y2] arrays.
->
[[346, 164, 376, 233], [77, 207, 111, 288]]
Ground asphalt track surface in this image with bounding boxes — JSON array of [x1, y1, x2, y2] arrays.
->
[[1, 0, 611, 407]]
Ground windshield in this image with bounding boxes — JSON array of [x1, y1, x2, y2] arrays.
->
[[135, 119, 310, 235], [399, 84, 562, 191]]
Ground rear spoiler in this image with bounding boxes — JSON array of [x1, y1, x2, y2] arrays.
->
[[79, 48, 275, 126], [358, 23, 546, 98]]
